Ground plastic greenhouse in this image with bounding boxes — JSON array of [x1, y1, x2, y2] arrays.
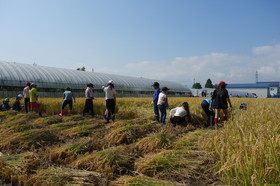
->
[[0, 61, 191, 97]]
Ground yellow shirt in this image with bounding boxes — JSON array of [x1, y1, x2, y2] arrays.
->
[[29, 88, 38, 102]]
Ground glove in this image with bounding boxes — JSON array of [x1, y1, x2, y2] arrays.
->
[[209, 106, 213, 111]]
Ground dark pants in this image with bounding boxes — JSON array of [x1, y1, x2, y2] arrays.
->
[[24, 98, 30, 113], [158, 104, 166, 124], [170, 116, 186, 126], [201, 100, 214, 127], [83, 99, 94, 117], [105, 99, 115, 122], [61, 100, 73, 110], [153, 102, 159, 121]]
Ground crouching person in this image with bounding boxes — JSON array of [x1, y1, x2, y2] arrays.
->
[[0, 98, 11, 111], [12, 94, 24, 112], [170, 102, 191, 127]]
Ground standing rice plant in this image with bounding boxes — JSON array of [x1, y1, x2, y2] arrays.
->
[[200, 98, 280, 185]]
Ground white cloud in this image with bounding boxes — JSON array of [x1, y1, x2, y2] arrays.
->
[[96, 44, 280, 87]]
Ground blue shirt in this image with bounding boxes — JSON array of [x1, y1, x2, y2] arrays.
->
[[1, 103, 11, 110], [63, 91, 73, 100], [204, 98, 211, 104], [153, 88, 160, 103]]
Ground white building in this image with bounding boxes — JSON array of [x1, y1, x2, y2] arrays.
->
[[227, 82, 280, 98]]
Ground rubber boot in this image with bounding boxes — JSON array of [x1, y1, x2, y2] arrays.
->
[[59, 110, 64, 116], [68, 110, 72, 116]]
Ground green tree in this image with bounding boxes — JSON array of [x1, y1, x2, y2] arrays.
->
[[192, 82, 202, 89], [205, 78, 213, 88], [77, 66, 86, 71]]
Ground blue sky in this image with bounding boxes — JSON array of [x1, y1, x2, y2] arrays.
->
[[0, 0, 280, 87]]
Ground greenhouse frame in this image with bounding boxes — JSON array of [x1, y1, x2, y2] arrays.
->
[[0, 61, 191, 97]]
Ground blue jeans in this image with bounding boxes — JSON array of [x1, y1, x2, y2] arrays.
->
[[158, 104, 166, 124], [154, 103, 159, 120], [201, 100, 214, 126]]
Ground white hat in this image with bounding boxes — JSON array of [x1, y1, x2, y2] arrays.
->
[[17, 94, 23, 98], [108, 80, 114, 84]]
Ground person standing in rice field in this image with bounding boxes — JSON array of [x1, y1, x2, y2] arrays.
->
[[152, 82, 160, 122], [23, 81, 31, 113], [83, 83, 94, 117], [59, 87, 76, 116], [211, 81, 232, 126], [103, 80, 116, 123], [157, 87, 169, 124], [29, 83, 42, 116]]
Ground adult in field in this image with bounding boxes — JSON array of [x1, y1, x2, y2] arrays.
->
[[157, 87, 169, 124], [83, 83, 94, 117], [59, 87, 76, 116], [0, 98, 11, 111], [170, 102, 191, 127], [23, 81, 31, 113], [211, 81, 232, 125], [12, 94, 24, 112], [103, 80, 116, 123], [201, 98, 214, 127], [152, 82, 160, 122], [29, 83, 42, 116]]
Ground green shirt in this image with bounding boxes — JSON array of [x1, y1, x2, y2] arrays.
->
[[29, 88, 38, 102]]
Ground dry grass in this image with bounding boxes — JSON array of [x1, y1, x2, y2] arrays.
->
[[199, 98, 280, 185], [135, 132, 171, 154], [0, 97, 278, 185], [71, 145, 137, 176]]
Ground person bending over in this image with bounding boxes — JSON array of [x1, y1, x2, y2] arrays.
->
[[170, 102, 191, 127]]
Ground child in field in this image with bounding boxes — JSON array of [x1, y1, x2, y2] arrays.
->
[[170, 102, 191, 127], [152, 82, 160, 122], [12, 94, 24, 112], [0, 98, 11, 111], [201, 98, 214, 127], [83, 83, 94, 117], [232, 103, 247, 119], [157, 87, 169, 124], [211, 81, 232, 126], [29, 83, 42, 116], [59, 87, 76, 116], [23, 81, 31, 113], [103, 80, 116, 123]]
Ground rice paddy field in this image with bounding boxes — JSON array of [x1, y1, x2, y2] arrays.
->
[[0, 97, 279, 185]]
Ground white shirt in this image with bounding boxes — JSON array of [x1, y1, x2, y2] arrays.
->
[[104, 86, 116, 100], [85, 87, 93, 99], [157, 92, 167, 105], [170, 107, 187, 117], [23, 86, 30, 98]]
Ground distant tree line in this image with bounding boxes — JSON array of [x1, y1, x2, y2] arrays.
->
[[192, 78, 213, 89]]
